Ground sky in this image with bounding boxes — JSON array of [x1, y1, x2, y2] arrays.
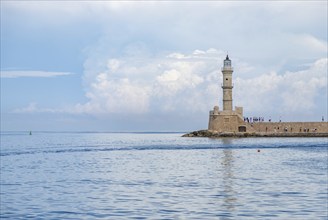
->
[[1, 1, 327, 132]]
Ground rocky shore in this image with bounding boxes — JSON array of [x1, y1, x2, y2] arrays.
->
[[182, 130, 328, 138]]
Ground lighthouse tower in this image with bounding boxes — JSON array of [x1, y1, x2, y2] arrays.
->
[[222, 55, 233, 111], [208, 55, 246, 132]]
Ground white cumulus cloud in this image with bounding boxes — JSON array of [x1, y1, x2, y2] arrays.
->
[[235, 58, 327, 118], [75, 48, 226, 115], [78, 50, 327, 120]]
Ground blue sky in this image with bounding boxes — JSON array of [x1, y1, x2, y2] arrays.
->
[[1, 1, 327, 131]]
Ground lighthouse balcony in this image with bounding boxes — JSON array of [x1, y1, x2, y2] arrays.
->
[[221, 67, 233, 71]]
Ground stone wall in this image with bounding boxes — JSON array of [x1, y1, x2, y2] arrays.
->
[[208, 111, 246, 132], [248, 122, 328, 133]]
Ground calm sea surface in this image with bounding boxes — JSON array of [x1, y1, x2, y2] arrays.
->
[[1, 132, 327, 219]]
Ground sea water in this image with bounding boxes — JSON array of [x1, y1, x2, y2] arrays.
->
[[0, 132, 327, 219]]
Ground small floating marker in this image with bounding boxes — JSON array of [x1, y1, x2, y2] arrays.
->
[[257, 149, 260, 152]]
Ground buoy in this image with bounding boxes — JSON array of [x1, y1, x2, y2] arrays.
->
[[257, 149, 260, 152]]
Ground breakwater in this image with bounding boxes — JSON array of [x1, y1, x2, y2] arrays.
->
[[249, 122, 328, 133], [182, 125, 328, 138]]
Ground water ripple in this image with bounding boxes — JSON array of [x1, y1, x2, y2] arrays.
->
[[1, 133, 327, 219]]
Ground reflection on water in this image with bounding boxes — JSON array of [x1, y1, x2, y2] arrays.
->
[[221, 138, 237, 215], [221, 138, 233, 146], [221, 149, 237, 217]]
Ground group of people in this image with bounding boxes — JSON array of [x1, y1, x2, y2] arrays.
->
[[244, 117, 266, 123], [265, 126, 318, 133], [243, 116, 325, 123], [300, 128, 317, 133]]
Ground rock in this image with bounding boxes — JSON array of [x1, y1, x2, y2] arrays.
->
[[182, 130, 328, 138]]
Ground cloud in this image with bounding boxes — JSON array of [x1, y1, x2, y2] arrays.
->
[[76, 48, 327, 119], [13, 102, 64, 113], [4, 2, 326, 56], [295, 34, 327, 53], [76, 48, 224, 115], [1, 70, 74, 78], [235, 58, 327, 116], [12, 48, 327, 123]]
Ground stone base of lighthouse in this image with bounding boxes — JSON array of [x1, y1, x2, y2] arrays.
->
[[208, 106, 251, 132]]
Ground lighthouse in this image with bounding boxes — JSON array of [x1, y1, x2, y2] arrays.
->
[[184, 54, 328, 136], [208, 55, 245, 132], [222, 55, 233, 111]]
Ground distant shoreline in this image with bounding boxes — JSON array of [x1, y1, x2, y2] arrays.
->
[[182, 130, 328, 138]]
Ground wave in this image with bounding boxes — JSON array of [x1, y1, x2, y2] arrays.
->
[[1, 143, 327, 157]]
